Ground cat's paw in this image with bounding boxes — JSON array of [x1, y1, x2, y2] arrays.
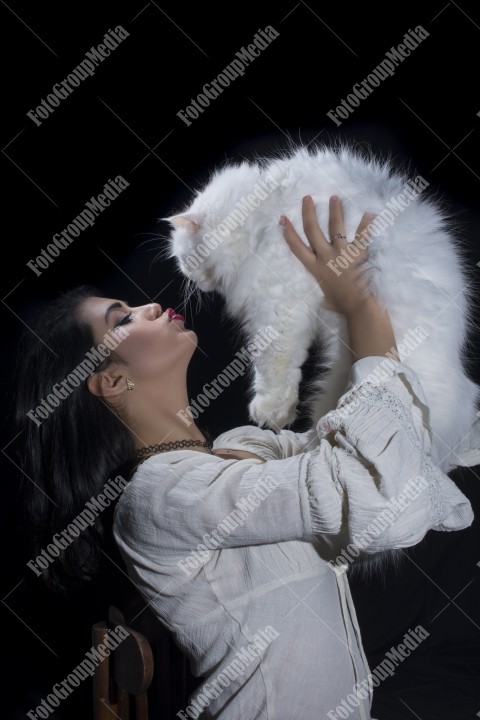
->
[[248, 394, 298, 430]]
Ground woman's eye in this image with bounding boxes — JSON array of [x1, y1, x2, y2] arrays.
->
[[115, 312, 132, 327]]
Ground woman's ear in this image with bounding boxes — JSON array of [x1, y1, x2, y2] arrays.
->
[[86, 370, 127, 399]]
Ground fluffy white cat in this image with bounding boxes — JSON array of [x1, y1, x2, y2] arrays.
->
[[164, 143, 480, 477]]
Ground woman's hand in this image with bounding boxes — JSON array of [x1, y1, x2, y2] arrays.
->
[[280, 195, 376, 316]]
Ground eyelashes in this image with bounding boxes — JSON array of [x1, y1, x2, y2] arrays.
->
[[115, 312, 132, 328]]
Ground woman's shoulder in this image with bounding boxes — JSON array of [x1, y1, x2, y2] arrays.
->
[[112, 452, 211, 533]]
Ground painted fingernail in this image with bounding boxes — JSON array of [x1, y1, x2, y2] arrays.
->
[[279, 215, 287, 225], [303, 195, 310, 206], [330, 195, 339, 202]]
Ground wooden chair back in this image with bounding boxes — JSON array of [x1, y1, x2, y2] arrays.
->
[[92, 606, 154, 720]]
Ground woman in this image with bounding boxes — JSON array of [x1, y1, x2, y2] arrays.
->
[[15, 196, 474, 719]]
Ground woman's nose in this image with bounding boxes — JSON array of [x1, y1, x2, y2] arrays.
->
[[142, 302, 162, 319], [151, 303, 162, 319]]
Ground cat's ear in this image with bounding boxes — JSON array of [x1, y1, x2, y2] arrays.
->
[[162, 214, 202, 231]]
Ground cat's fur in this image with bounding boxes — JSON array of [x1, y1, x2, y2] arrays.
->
[[164, 143, 480, 484]]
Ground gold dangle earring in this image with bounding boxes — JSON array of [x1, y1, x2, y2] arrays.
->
[[126, 378, 135, 391]]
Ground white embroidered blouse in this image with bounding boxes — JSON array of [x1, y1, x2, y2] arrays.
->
[[113, 356, 478, 720]]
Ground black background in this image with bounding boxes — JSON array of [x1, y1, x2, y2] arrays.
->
[[1, 1, 480, 718]]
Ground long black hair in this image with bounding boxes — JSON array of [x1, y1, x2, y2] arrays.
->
[[12, 285, 216, 596], [12, 285, 138, 595]]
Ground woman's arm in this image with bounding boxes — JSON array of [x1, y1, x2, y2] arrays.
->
[[346, 296, 397, 362], [215, 354, 432, 460], [114, 365, 473, 568]]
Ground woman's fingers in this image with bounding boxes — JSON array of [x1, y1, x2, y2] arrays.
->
[[350, 211, 376, 264], [328, 195, 345, 245], [281, 195, 327, 263], [280, 195, 376, 315], [281, 197, 375, 268], [301, 195, 327, 255], [355, 211, 376, 243], [280, 214, 317, 269]]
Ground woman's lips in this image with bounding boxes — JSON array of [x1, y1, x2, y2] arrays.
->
[[166, 308, 185, 322]]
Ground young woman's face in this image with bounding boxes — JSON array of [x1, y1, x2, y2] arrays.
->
[[79, 296, 198, 382]]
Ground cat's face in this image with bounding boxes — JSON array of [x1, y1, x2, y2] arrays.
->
[[166, 216, 218, 291], [165, 162, 263, 292]]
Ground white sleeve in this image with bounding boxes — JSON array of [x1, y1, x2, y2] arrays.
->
[[305, 357, 473, 560], [119, 357, 473, 561], [258, 356, 435, 460]]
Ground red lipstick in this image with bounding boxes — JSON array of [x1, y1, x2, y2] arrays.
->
[[166, 308, 185, 322]]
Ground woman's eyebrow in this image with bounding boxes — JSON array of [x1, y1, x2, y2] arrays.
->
[[104, 300, 129, 326]]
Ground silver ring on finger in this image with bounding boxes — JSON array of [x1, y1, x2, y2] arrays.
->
[[333, 233, 347, 240]]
